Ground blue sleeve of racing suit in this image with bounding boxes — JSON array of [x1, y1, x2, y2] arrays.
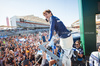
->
[[48, 17, 56, 41]]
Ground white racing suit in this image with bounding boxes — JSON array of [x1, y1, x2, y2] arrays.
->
[[89, 51, 100, 66], [60, 35, 73, 66]]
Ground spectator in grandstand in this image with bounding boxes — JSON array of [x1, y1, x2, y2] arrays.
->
[[43, 9, 73, 66], [89, 45, 100, 66]]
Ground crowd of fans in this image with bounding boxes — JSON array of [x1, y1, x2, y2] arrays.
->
[[0, 30, 62, 66], [0, 30, 85, 66], [0, 31, 48, 66]]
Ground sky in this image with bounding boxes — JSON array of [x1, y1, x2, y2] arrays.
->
[[0, 0, 79, 27]]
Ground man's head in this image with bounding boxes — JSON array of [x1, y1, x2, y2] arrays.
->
[[43, 9, 53, 22], [75, 40, 81, 48], [97, 45, 100, 52]]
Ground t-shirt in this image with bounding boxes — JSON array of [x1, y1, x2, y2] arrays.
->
[[40, 59, 49, 66], [76, 47, 84, 61]]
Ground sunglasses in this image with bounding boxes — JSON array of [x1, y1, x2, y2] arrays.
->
[[75, 44, 79, 45]]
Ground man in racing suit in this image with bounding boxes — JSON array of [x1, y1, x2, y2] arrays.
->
[[43, 9, 73, 66]]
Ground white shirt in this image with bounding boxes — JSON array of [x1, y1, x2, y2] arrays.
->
[[89, 51, 100, 66]]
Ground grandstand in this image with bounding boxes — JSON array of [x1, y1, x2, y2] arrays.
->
[[10, 15, 50, 29], [0, 15, 50, 37]]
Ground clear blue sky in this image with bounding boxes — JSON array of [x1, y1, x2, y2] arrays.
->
[[0, 0, 79, 27]]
